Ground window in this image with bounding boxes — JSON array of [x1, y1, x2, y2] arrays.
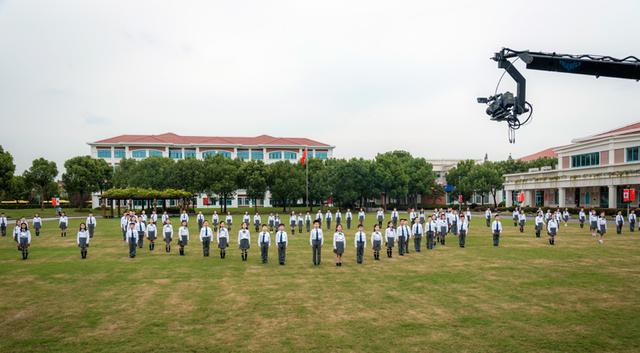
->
[[237, 150, 249, 160], [315, 151, 328, 160], [268, 151, 282, 160], [149, 150, 163, 157], [131, 150, 147, 158], [202, 150, 231, 158], [571, 152, 600, 168], [169, 149, 182, 159], [284, 151, 297, 160], [184, 150, 196, 159], [97, 149, 111, 158], [626, 147, 639, 162], [251, 151, 264, 160], [114, 149, 125, 158]]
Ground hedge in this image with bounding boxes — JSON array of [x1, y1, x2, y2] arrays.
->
[[103, 188, 192, 200]]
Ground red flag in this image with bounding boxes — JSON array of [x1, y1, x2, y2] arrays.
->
[[300, 149, 307, 165]]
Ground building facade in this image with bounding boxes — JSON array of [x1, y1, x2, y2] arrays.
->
[[504, 122, 640, 209], [88, 133, 334, 209]]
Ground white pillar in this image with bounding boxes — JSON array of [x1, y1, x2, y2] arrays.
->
[[524, 190, 534, 207], [506, 191, 513, 207], [558, 188, 566, 208], [609, 185, 617, 209]]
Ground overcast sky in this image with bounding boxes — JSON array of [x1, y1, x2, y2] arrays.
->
[[1, 0, 639, 174]]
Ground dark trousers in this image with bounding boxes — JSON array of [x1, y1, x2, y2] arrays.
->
[[426, 231, 434, 249], [326, 220, 331, 230], [486, 218, 491, 227], [137, 232, 144, 248], [88, 224, 95, 238], [278, 243, 286, 264], [617, 222, 623, 234], [414, 234, 422, 252], [392, 218, 398, 227], [377, 218, 383, 227], [579, 220, 585, 228], [398, 236, 406, 255], [356, 242, 364, 263], [1, 225, 6, 236], [298, 222, 303, 233], [346, 219, 351, 229], [493, 232, 500, 246], [260, 243, 269, 263], [306, 221, 311, 232], [459, 230, 466, 247], [255, 223, 260, 232], [129, 239, 137, 257], [631, 221, 636, 232], [202, 238, 211, 256], [405, 236, 410, 253], [312, 240, 322, 265], [122, 229, 126, 241], [535, 225, 542, 237]]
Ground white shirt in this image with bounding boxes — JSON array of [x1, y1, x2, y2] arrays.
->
[[397, 225, 410, 238], [459, 220, 469, 232], [616, 214, 625, 224], [465, 210, 471, 219], [512, 210, 519, 218], [199, 226, 213, 241], [0, 216, 7, 226], [212, 213, 219, 222], [140, 214, 147, 222], [436, 219, 449, 232], [325, 212, 332, 220], [258, 231, 271, 246], [226, 215, 233, 223], [268, 215, 275, 223], [385, 227, 396, 240], [412, 222, 423, 235], [217, 227, 229, 242], [77, 230, 89, 245], [151, 213, 158, 222], [485, 210, 492, 219], [333, 232, 345, 249], [371, 231, 383, 245], [597, 217, 607, 229], [86, 216, 96, 226], [376, 210, 384, 219], [518, 213, 526, 221], [59, 216, 68, 224], [238, 229, 251, 244], [547, 219, 558, 232], [336, 212, 342, 220], [163, 224, 173, 238], [147, 223, 157, 234], [491, 220, 503, 233], [254, 214, 261, 223], [297, 215, 303, 222], [630, 213, 637, 222], [425, 220, 437, 233], [535, 216, 544, 225], [310, 228, 324, 245], [126, 228, 138, 242], [290, 215, 296, 224], [17, 229, 31, 243], [354, 231, 366, 247], [197, 213, 205, 222], [136, 222, 146, 233], [305, 214, 312, 221], [346, 211, 353, 219], [392, 210, 399, 219], [358, 211, 365, 220], [275, 231, 288, 246], [180, 213, 189, 222], [410, 211, 417, 220], [178, 226, 189, 240], [579, 211, 586, 220], [243, 214, 250, 223], [33, 217, 42, 225], [162, 213, 169, 223]]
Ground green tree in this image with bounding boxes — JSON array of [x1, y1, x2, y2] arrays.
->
[[0, 146, 15, 198], [238, 160, 268, 211], [202, 155, 240, 213], [469, 162, 504, 207], [170, 158, 204, 195], [306, 158, 331, 210], [407, 157, 437, 208], [62, 156, 105, 207], [130, 157, 175, 190], [112, 158, 138, 188], [266, 161, 304, 212], [6, 175, 30, 201], [374, 152, 410, 208], [444, 160, 476, 203], [24, 158, 58, 208]]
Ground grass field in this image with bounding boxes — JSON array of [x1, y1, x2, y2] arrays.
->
[[0, 213, 639, 353]]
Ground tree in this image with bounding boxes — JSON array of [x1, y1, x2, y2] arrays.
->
[[24, 158, 58, 208], [238, 160, 268, 211], [266, 161, 304, 212], [444, 160, 476, 203], [469, 162, 504, 207], [202, 155, 240, 213], [406, 157, 437, 208], [130, 157, 175, 190], [62, 156, 104, 207], [0, 146, 15, 198], [374, 152, 410, 208], [6, 175, 30, 200], [112, 158, 138, 188], [306, 158, 331, 210], [328, 159, 360, 207], [170, 158, 204, 195]]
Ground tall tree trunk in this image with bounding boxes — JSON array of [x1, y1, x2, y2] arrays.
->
[[492, 190, 498, 208]]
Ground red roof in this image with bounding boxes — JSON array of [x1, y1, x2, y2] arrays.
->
[[92, 133, 331, 147], [519, 147, 557, 161], [573, 121, 640, 143]]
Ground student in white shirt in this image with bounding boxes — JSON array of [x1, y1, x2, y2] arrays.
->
[[545, 210, 552, 224], [450, 210, 460, 236], [33, 214, 42, 236], [77, 223, 90, 259], [358, 208, 365, 226], [274, 214, 281, 230], [535, 213, 544, 238], [465, 208, 472, 223], [310, 220, 323, 266], [562, 208, 570, 227], [199, 220, 213, 257], [419, 208, 426, 225], [12, 219, 21, 244], [120, 212, 129, 241], [547, 216, 558, 245], [146, 220, 157, 251], [335, 209, 342, 227], [629, 210, 637, 232], [178, 220, 189, 256], [333, 224, 346, 267], [485, 208, 492, 227], [437, 214, 449, 246], [346, 209, 353, 229], [391, 208, 399, 227], [275, 223, 288, 265], [518, 211, 526, 233], [238, 222, 251, 262], [59, 212, 69, 237], [254, 213, 261, 233], [578, 208, 586, 229], [180, 210, 189, 225], [217, 221, 230, 259], [371, 223, 383, 261], [396, 219, 410, 256], [212, 211, 219, 231], [150, 211, 158, 224], [458, 214, 469, 248], [305, 212, 312, 233], [376, 208, 384, 227], [242, 212, 250, 226], [135, 219, 146, 249], [197, 212, 205, 231], [411, 217, 423, 252], [491, 214, 503, 247], [425, 216, 437, 250], [325, 210, 333, 231], [17, 222, 32, 260], [384, 221, 396, 258], [409, 208, 417, 225], [86, 213, 97, 238], [226, 212, 233, 233], [289, 212, 297, 235], [161, 211, 169, 225], [597, 212, 607, 244], [268, 213, 275, 232], [258, 224, 271, 264], [163, 219, 174, 253], [615, 211, 624, 234], [297, 213, 303, 234], [126, 222, 138, 258], [0, 212, 7, 237], [140, 210, 147, 223], [512, 208, 520, 227], [354, 224, 366, 264]]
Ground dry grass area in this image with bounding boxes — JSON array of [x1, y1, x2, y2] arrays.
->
[[0, 214, 639, 352]]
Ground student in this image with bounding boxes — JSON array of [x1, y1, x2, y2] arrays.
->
[[411, 216, 423, 252], [396, 219, 410, 256], [12, 219, 21, 245], [140, 210, 147, 223], [217, 221, 230, 259], [629, 210, 637, 232], [59, 212, 68, 237], [226, 212, 233, 233], [578, 208, 586, 229], [310, 220, 323, 266], [258, 224, 271, 264], [409, 208, 417, 225], [518, 211, 526, 233], [77, 223, 90, 259], [465, 208, 472, 223], [161, 211, 169, 225], [376, 208, 384, 228], [384, 221, 396, 258], [17, 222, 31, 260], [512, 208, 519, 227], [199, 220, 213, 257], [491, 215, 503, 247], [554, 210, 562, 230], [242, 212, 250, 227], [146, 220, 157, 251], [615, 211, 624, 234], [274, 214, 280, 231], [33, 214, 42, 236], [276, 223, 288, 265], [354, 224, 366, 264], [547, 215, 558, 245], [297, 213, 303, 234], [86, 213, 97, 238], [419, 208, 426, 225], [562, 208, 570, 227], [150, 210, 158, 224], [335, 209, 342, 227], [458, 214, 469, 248], [135, 218, 146, 249], [197, 211, 205, 231], [289, 212, 297, 235], [425, 216, 436, 250], [178, 220, 189, 256], [535, 212, 544, 238], [120, 212, 129, 241], [212, 211, 219, 232], [238, 222, 251, 261], [268, 213, 275, 232], [485, 208, 492, 227], [437, 214, 449, 246], [305, 212, 312, 233], [358, 208, 365, 226], [254, 212, 262, 233], [597, 212, 607, 244], [0, 213, 7, 236], [589, 210, 598, 237], [345, 209, 353, 229], [370, 224, 383, 260], [333, 224, 346, 267], [450, 210, 459, 236], [180, 210, 189, 225], [163, 219, 174, 253], [325, 210, 333, 231], [126, 222, 138, 258], [391, 208, 399, 228], [545, 209, 552, 224], [315, 210, 323, 228]]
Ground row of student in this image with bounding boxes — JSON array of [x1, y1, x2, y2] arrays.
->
[[8, 220, 91, 260]]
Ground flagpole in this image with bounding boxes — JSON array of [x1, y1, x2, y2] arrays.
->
[[305, 148, 309, 211]]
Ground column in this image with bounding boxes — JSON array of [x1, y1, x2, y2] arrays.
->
[[558, 188, 566, 208], [609, 185, 617, 209], [525, 190, 534, 207], [505, 191, 513, 207]]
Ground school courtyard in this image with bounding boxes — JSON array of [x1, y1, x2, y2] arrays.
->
[[0, 213, 638, 353]]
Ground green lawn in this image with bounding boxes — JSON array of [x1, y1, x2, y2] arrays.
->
[[0, 214, 639, 353], [0, 208, 90, 219]]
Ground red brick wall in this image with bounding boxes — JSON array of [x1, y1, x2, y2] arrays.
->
[[614, 148, 625, 163], [562, 156, 569, 169], [601, 150, 609, 165]]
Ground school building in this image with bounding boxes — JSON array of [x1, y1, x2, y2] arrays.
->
[[88, 132, 334, 209], [504, 122, 640, 209]]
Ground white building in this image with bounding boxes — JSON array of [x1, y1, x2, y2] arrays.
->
[[504, 122, 640, 209], [88, 132, 334, 209]]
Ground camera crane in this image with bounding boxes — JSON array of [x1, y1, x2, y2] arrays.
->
[[478, 48, 640, 143]]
